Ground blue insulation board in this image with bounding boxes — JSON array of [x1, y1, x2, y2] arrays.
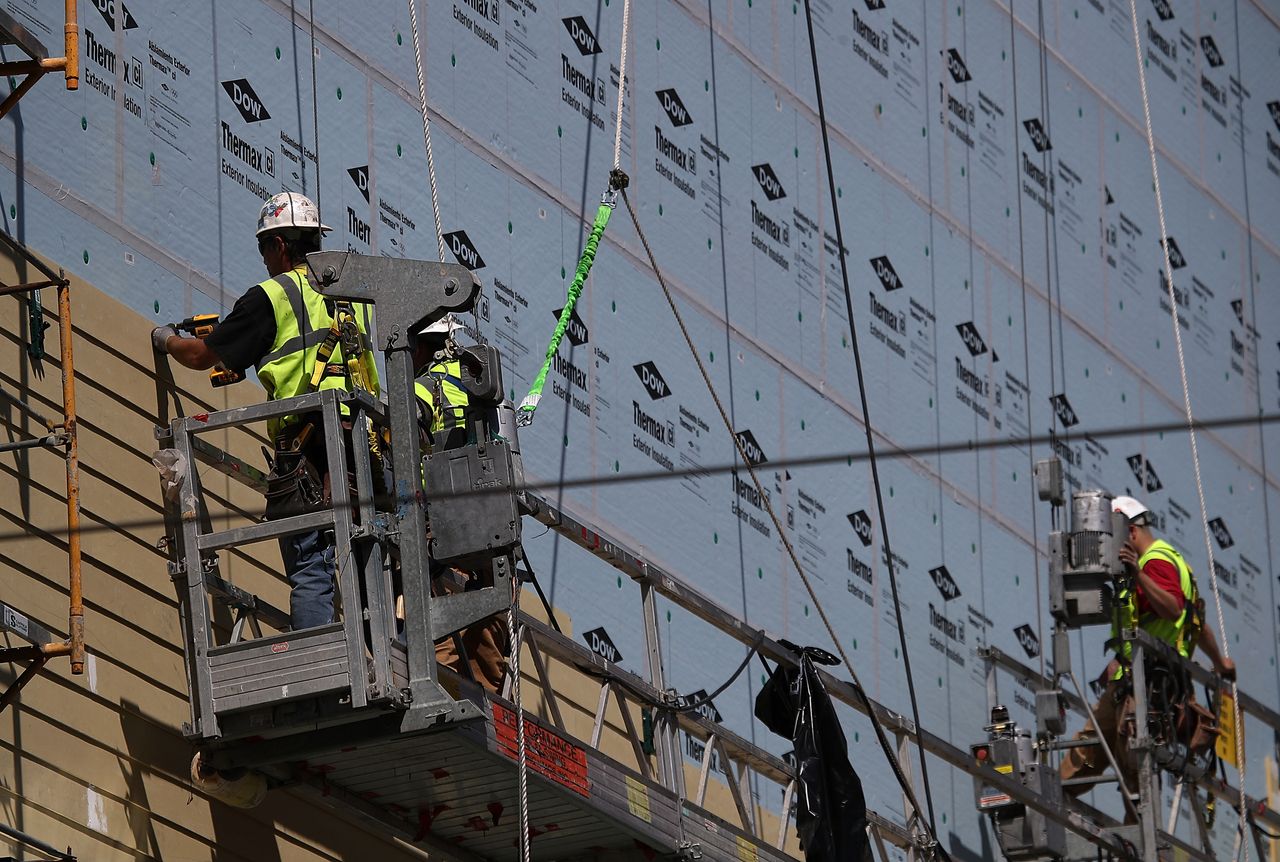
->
[[2, 0, 1278, 856]]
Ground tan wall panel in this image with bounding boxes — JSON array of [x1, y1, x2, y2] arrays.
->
[[0, 268, 426, 861]]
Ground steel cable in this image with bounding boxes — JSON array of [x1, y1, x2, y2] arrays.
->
[[618, 184, 948, 861], [798, 0, 942, 849], [1125, 0, 1247, 853], [407, 0, 447, 261]]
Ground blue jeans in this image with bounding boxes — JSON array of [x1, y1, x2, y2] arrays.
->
[[281, 529, 336, 629]]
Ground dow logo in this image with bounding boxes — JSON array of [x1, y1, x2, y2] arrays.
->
[[752, 163, 787, 201], [676, 690, 723, 723], [583, 627, 622, 663], [1208, 517, 1235, 550], [1268, 101, 1280, 133], [347, 166, 370, 203], [869, 255, 902, 291], [656, 88, 693, 127], [221, 79, 271, 123], [91, 0, 138, 30], [1126, 453, 1164, 493], [847, 510, 873, 547], [1200, 35, 1224, 68], [1150, 0, 1174, 21], [1050, 393, 1079, 428], [443, 230, 486, 270], [1159, 236, 1187, 269], [633, 361, 671, 400], [929, 565, 961, 602], [1014, 624, 1041, 659], [562, 16, 601, 55], [946, 49, 972, 84], [735, 429, 768, 466], [956, 322, 988, 357], [553, 306, 589, 346], [1023, 118, 1052, 153]]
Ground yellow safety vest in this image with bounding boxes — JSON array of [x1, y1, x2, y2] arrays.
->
[[256, 265, 379, 439], [1111, 539, 1197, 677], [414, 360, 469, 438]]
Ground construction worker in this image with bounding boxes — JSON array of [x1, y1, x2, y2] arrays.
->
[[152, 191, 379, 631], [1060, 495, 1235, 796], [411, 316, 509, 693]]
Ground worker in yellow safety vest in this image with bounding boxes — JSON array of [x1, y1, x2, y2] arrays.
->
[[409, 315, 509, 694], [153, 191, 379, 631], [1060, 495, 1234, 797]]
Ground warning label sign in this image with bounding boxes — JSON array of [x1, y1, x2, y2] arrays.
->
[[492, 702, 590, 797]]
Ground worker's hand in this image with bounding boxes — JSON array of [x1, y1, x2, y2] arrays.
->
[[151, 324, 178, 354], [1216, 656, 1237, 682], [1118, 541, 1139, 569]]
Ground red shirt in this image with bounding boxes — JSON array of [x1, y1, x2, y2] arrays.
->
[[1136, 555, 1185, 616]]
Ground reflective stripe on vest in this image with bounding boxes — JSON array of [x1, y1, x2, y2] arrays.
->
[[1111, 539, 1194, 674], [414, 360, 469, 435], [256, 265, 380, 438]]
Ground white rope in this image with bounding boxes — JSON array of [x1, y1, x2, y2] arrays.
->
[[507, 585, 531, 862], [1126, 2, 1247, 853], [611, 0, 633, 171], [407, 0, 447, 262]]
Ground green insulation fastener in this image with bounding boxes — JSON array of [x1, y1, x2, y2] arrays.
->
[[517, 189, 616, 426]]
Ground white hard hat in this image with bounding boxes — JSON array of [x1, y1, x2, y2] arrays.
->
[[418, 314, 464, 337], [1112, 495, 1151, 525], [256, 191, 331, 236]]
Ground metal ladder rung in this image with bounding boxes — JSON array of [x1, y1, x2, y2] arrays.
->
[[197, 508, 335, 552]]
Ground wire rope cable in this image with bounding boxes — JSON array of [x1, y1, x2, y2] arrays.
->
[[1231, 0, 1280, 716], [618, 183, 948, 861], [507, 579, 532, 862], [798, 0, 941, 847], [1006, 0, 1049, 681], [308, 0, 322, 214], [1125, 0, 1246, 853], [1033, 1, 1068, 447], [407, 0, 447, 261], [611, 0, 632, 172]]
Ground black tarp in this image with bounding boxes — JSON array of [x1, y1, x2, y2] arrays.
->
[[755, 642, 870, 862]]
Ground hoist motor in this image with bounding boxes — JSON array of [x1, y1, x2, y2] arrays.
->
[[971, 705, 1066, 861], [1048, 490, 1128, 628], [423, 343, 525, 568]]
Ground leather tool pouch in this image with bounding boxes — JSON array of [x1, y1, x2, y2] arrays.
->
[[265, 425, 328, 520], [1177, 699, 1220, 757]]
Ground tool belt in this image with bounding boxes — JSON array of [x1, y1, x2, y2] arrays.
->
[[264, 419, 329, 521], [1116, 655, 1220, 769]]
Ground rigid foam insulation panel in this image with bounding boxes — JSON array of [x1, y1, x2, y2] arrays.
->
[[0, 0, 1277, 859]]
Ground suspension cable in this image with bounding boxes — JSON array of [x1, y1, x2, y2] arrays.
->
[[507, 577, 531, 862], [611, 0, 632, 172], [307, 0, 322, 213], [1125, 1, 1246, 853], [407, 0, 447, 261], [1231, 0, 1280, 715], [1007, 0, 1049, 681], [798, 0, 941, 847], [618, 184, 948, 861]]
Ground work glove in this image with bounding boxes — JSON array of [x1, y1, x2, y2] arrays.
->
[[151, 324, 178, 353]]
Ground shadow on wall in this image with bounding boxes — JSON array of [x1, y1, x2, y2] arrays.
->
[[119, 699, 284, 862]]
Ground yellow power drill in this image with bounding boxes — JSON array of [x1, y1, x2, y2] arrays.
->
[[176, 314, 244, 388]]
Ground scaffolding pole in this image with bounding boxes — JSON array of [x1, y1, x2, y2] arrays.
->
[[0, 231, 82, 719]]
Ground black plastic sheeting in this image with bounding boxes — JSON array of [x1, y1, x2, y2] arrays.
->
[[755, 642, 870, 862]]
